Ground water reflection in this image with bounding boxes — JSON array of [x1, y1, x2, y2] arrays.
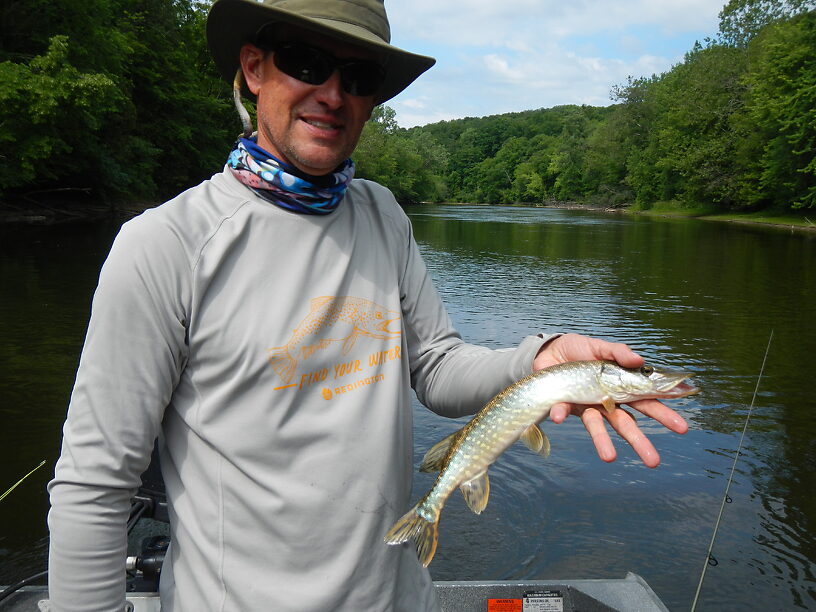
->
[[0, 219, 120, 585]]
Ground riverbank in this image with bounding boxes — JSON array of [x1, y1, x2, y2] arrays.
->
[[2, 198, 814, 234], [0, 200, 157, 225], [620, 202, 816, 233]]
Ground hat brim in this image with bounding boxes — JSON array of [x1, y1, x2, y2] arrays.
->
[[207, 0, 436, 104]]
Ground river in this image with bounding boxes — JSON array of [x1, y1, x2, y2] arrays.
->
[[1, 205, 814, 610]]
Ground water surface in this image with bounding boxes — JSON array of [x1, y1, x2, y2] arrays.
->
[[1, 206, 814, 610]]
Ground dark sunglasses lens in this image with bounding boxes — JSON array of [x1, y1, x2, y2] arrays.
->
[[274, 45, 332, 86], [340, 62, 384, 96], [274, 43, 384, 96]]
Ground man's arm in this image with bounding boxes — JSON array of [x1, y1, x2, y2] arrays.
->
[[48, 215, 190, 611], [396, 216, 552, 416]]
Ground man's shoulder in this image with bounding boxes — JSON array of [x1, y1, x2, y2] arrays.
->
[[347, 178, 408, 221], [144, 169, 248, 224], [116, 169, 251, 263], [126, 169, 248, 233]]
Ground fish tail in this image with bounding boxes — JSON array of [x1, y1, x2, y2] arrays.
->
[[383, 505, 439, 568], [267, 348, 296, 383]]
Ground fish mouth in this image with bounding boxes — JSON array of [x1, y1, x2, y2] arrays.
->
[[652, 369, 699, 398], [374, 317, 402, 336]]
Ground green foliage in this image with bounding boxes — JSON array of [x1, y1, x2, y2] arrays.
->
[[735, 11, 816, 208], [0, 35, 124, 191], [718, 0, 815, 46], [354, 106, 448, 203], [0, 0, 234, 205], [0, 0, 812, 214], [362, 2, 810, 212]]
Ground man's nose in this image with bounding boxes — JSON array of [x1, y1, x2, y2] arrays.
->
[[313, 69, 344, 107]]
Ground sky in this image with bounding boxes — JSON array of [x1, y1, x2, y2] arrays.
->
[[384, 0, 725, 127]]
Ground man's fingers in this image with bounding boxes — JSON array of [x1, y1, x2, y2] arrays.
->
[[605, 408, 660, 468], [578, 407, 617, 463], [549, 397, 687, 468], [549, 402, 571, 423], [627, 399, 689, 434]]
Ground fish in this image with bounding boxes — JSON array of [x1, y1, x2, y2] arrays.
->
[[268, 295, 401, 384], [383, 360, 698, 567]]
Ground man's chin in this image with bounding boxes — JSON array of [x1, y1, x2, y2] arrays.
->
[[288, 147, 349, 177]]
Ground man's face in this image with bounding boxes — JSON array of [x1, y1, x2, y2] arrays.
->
[[240, 28, 378, 176]]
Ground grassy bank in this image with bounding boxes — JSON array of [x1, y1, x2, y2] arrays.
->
[[627, 201, 816, 232]]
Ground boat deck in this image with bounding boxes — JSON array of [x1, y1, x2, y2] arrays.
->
[[1, 573, 668, 611]]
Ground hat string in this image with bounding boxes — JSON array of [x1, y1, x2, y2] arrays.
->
[[233, 69, 254, 138]]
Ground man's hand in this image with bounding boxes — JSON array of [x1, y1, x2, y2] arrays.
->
[[533, 333, 689, 468]]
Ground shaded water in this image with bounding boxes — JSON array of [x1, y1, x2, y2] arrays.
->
[[1, 206, 814, 610]]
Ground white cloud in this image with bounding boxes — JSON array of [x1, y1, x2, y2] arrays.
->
[[483, 54, 526, 82], [389, 0, 720, 47], [383, 0, 722, 127], [399, 98, 428, 110]]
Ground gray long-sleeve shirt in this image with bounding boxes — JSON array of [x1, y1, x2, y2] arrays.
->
[[48, 170, 548, 611]]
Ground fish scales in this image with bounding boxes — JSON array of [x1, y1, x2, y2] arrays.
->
[[416, 363, 592, 522], [384, 360, 698, 566]]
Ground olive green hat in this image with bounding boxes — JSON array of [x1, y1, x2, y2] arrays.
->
[[207, 0, 436, 104]]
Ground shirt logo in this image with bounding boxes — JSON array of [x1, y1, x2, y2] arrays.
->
[[267, 296, 401, 388]]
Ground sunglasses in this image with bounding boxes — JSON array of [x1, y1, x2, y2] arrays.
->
[[269, 42, 385, 97]]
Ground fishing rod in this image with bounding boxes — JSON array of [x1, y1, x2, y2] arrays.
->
[[689, 330, 774, 612]]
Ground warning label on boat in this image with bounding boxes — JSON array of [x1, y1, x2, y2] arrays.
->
[[487, 598, 522, 612], [522, 590, 564, 612]]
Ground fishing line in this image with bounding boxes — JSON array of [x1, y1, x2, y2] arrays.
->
[[689, 330, 773, 612]]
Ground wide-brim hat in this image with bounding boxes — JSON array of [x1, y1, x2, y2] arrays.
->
[[207, 0, 436, 104]]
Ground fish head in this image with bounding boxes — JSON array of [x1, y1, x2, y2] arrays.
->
[[598, 361, 699, 404], [360, 305, 402, 337]]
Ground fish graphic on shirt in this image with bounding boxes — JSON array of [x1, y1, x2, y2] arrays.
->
[[268, 296, 402, 384]]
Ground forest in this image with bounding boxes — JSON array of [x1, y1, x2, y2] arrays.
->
[[1, 0, 814, 213]]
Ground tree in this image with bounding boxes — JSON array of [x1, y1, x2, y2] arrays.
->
[[0, 36, 124, 193], [734, 10, 816, 208], [0, 0, 234, 205], [718, 0, 816, 46], [354, 106, 448, 203]]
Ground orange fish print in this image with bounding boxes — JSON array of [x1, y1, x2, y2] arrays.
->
[[268, 296, 401, 384]]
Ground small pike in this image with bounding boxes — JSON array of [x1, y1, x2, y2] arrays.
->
[[384, 360, 698, 566]]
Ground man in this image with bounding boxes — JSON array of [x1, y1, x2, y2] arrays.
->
[[47, 0, 687, 610]]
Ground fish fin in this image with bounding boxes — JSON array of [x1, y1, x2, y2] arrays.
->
[[419, 430, 462, 473], [459, 471, 490, 515], [520, 424, 551, 459], [342, 330, 359, 354], [267, 349, 296, 384], [309, 296, 334, 310], [383, 506, 439, 567], [601, 396, 617, 415]]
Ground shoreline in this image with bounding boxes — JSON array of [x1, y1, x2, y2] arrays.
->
[[418, 200, 816, 233], [1, 199, 813, 234], [538, 201, 816, 234], [0, 201, 158, 226]]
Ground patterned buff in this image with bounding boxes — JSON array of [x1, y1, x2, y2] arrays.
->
[[227, 137, 355, 215]]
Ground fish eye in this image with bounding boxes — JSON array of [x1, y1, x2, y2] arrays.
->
[[640, 365, 654, 376]]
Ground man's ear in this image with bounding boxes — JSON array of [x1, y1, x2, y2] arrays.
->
[[239, 43, 266, 96]]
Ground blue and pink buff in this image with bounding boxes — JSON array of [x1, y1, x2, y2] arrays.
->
[[227, 137, 355, 215]]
